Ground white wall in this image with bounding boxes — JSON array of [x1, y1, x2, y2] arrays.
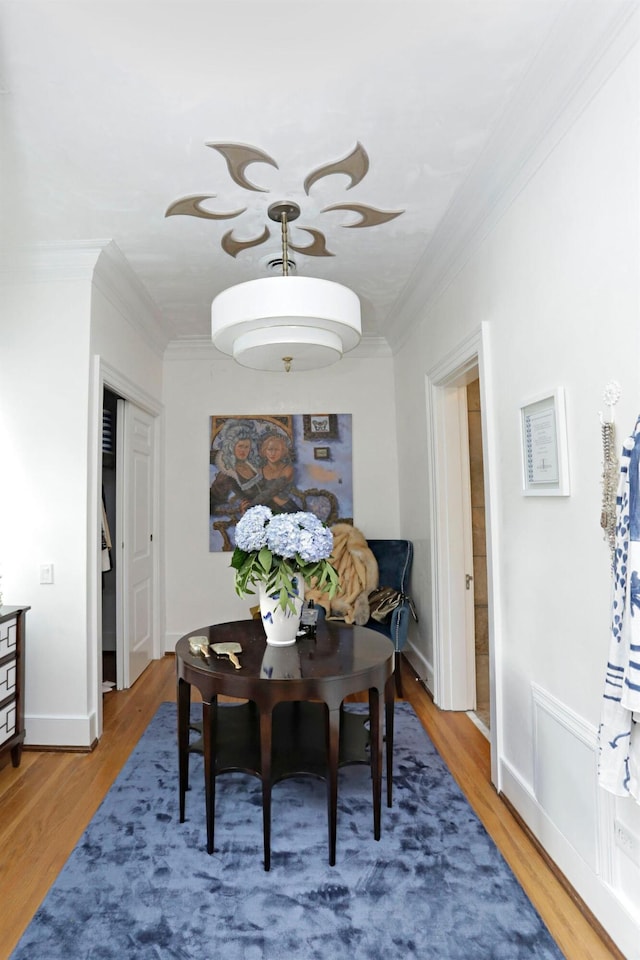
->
[[162, 346, 400, 650], [394, 43, 639, 957], [0, 267, 94, 746], [89, 242, 165, 735], [0, 243, 165, 747]]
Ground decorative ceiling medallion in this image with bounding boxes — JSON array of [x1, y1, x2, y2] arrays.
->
[[165, 194, 245, 221], [303, 142, 369, 194], [165, 140, 404, 259], [221, 226, 271, 259], [321, 203, 403, 228], [287, 228, 333, 258], [205, 142, 278, 192]]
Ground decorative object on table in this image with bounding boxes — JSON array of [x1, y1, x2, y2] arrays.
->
[[188, 636, 210, 659], [257, 579, 305, 646], [598, 413, 640, 804], [599, 380, 621, 564], [212, 641, 242, 669], [306, 523, 378, 625], [231, 505, 339, 646], [298, 600, 318, 638], [209, 413, 353, 554], [260, 643, 302, 680]]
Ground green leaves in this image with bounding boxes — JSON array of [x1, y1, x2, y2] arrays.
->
[[230, 547, 247, 572], [231, 545, 340, 612]]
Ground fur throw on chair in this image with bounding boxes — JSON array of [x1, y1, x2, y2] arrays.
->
[[306, 523, 379, 625]]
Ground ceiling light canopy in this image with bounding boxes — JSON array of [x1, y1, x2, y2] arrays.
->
[[211, 201, 361, 373]]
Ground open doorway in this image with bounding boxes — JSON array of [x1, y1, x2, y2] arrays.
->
[[91, 361, 162, 742], [426, 324, 499, 785], [101, 387, 119, 693], [466, 378, 490, 734], [98, 370, 159, 695]]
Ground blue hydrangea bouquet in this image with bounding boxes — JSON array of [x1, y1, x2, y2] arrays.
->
[[231, 506, 339, 612]]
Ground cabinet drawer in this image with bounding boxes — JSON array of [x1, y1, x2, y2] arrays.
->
[[0, 659, 16, 700], [0, 700, 16, 747], [0, 617, 17, 659]]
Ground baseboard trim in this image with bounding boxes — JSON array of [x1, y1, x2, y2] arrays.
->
[[25, 712, 98, 749], [403, 642, 434, 694], [24, 740, 97, 754], [499, 791, 627, 960]]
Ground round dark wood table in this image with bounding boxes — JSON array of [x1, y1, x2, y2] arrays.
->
[[176, 618, 395, 870]]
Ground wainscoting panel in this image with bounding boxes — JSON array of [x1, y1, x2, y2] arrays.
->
[[613, 796, 640, 923], [532, 682, 599, 872], [500, 685, 640, 958]]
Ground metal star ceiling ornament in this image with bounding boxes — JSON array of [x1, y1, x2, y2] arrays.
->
[[165, 141, 404, 260]]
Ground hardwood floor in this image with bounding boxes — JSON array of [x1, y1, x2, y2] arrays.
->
[[0, 654, 625, 960]]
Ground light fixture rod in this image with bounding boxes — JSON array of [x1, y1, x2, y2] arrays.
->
[[281, 213, 289, 277]]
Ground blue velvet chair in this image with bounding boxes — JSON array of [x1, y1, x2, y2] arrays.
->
[[365, 539, 414, 696]]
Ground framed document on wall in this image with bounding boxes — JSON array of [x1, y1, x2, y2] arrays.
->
[[520, 388, 570, 496]]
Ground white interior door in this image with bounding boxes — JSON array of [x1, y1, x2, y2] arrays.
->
[[429, 380, 477, 710], [118, 399, 155, 688]]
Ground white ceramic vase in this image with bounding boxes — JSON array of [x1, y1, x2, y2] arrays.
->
[[258, 578, 303, 646]]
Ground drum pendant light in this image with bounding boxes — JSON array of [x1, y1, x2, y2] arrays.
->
[[211, 201, 361, 373]]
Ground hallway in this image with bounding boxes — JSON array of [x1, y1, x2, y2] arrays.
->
[[0, 654, 622, 959]]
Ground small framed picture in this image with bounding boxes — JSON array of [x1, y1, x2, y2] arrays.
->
[[303, 414, 338, 441], [520, 388, 570, 496], [314, 446, 331, 460]]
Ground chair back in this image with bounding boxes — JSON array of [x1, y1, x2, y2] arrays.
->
[[367, 539, 413, 593]]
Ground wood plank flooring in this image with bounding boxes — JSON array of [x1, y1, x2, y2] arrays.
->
[[0, 654, 625, 960]]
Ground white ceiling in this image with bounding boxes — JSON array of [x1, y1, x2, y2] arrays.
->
[[0, 1, 633, 352]]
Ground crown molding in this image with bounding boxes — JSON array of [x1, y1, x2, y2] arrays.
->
[[0, 239, 173, 358], [0, 239, 106, 283], [93, 241, 173, 357], [388, 0, 639, 352]]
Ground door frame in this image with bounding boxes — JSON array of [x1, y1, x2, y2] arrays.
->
[[426, 323, 502, 787], [88, 357, 163, 739]]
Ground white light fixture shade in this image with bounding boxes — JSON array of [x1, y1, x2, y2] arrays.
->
[[211, 275, 361, 372]]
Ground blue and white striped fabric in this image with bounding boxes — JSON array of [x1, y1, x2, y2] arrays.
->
[[598, 417, 640, 801]]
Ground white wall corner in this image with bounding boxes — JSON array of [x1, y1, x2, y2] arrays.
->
[[164, 631, 183, 656]]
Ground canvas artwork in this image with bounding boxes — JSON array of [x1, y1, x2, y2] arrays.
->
[[209, 414, 353, 552]]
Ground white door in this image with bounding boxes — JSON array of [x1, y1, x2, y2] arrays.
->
[[118, 400, 155, 687], [429, 380, 476, 710]]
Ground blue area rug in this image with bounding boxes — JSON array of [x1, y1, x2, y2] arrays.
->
[[12, 702, 563, 960]]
